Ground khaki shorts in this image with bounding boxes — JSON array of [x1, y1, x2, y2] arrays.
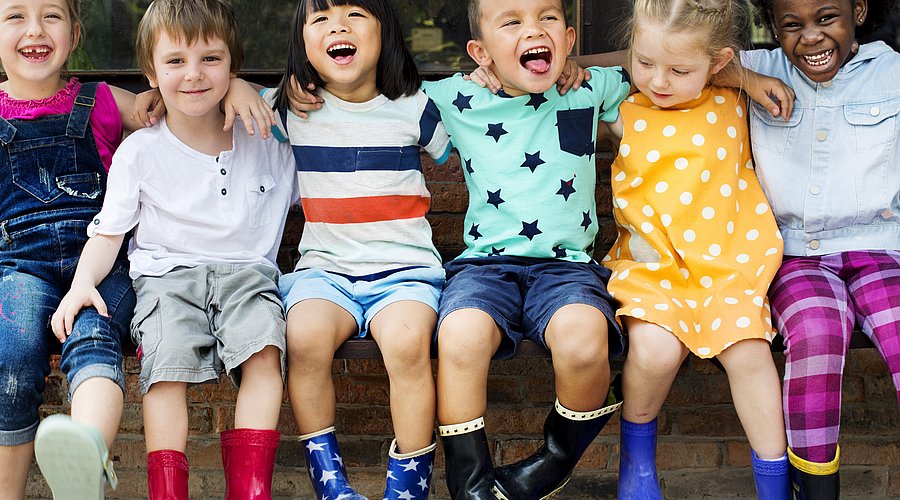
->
[[131, 263, 285, 394]]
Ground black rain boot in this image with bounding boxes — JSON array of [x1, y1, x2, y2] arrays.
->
[[788, 446, 840, 500], [439, 417, 496, 500], [492, 376, 623, 500]]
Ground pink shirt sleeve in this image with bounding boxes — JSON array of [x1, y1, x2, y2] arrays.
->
[[90, 82, 124, 171]]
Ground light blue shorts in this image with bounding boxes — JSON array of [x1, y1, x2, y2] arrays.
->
[[279, 266, 445, 337]]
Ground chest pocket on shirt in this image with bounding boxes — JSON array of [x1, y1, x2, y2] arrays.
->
[[749, 101, 803, 156], [557, 108, 596, 157], [9, 135, 101, 203], [355, 148, 403, 190], [247, 174, 277, 228], [845, 98, 900, 151]]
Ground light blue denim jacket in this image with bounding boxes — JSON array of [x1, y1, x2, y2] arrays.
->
[[741, 42, 900, 256]]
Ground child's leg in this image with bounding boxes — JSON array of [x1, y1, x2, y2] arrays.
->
[[70, 379, 123, 449], [621, 318, 690, 423], [143, 382, 189, 452], [286, 299, 358, 434], [368, 300, 436, 453], [0, 444, 33, 500], [234, 345, 283, 429], [546, 304, 611, 410]]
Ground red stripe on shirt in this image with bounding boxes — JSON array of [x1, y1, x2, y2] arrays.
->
[[302, 195, 431, 224]]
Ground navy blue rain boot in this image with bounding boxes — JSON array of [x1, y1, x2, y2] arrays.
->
[[300, 427, 368, 500], [617, 417, 663, 500], [788, 447, 840, 500], [439, 417, 496, 500], [383, 439, 436, 500], [752, 450, 790, 500]]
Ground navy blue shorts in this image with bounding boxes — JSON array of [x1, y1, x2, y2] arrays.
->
[[436, 256, 624, 360]]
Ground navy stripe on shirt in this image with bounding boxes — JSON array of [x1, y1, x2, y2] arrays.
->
[[292, 145, 422, 173]]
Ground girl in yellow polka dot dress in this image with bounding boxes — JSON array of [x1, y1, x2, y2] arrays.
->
[[600, 0, 790, 498]]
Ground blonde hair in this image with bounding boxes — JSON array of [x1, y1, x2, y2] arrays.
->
[[625, 0, 749, 63], [135, 0, 243, 78]]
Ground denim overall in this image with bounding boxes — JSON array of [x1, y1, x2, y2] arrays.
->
[[0, 82, 135, 446]]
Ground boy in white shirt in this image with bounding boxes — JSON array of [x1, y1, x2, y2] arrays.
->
[[52, 0, 298, 498]]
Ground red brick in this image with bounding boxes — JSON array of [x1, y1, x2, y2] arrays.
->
[[656, 441, 722, 470], [842, 441, 900, 466], [428, 182, 469, 213], [889, 469, 900, 497], [334, 375, 390, 405], [724, 440, 751, 466], [674, 407, 744, 437]]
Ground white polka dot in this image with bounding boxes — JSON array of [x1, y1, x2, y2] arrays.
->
[[661, 214, 672, 227], [602, 254, 612, 262], [692, 134, 705, 146], [720, 184, 733, 197], [660, 279, 672, 290], [697, 347, 712, 356], [618, 269, 630, 280], [634, 119, 647, 132], [684, 229, 696, 242], [646, 263, 660, 271], [736, 317, 751, 328], [727, 126, 737, 138], [753, 296, 764, 307], [755, 203, 769, 215], [724, 297, 739, 305], [663, 125, 677, 137], [717, 147, 727, 160], [746, 229, 760, 241], [745, 289, 755, 295], [627, 95, 635, 103], [708, 244, 721, 256], [674, 158, 689, 170], [655, 182, 668, 193], [702, 207, 716, 220], [655, 303, 670, 311], [745, 159, 754, 170], [727, 221, 735, 234], [632, 308, 646, 318], [680, 268, 690, 279], [642, 205, 655, 217], [726, 273, 736, 281], [609, 271, 618, 280], [631, 177, 644, 188], [641, 222, 654, 233], [703, 296, 713, 307], [739, 179, 748, 191], [633, 297, 642, 303], [615, 171, 627, 182], [647, 150, 661, 163], [711, 318, 722, 331], [680, 192, 693, 205], [706, 112, 718, 124], [736, 105, 744, 118], [700, 276, 713, 288], [715, 95, 726, 105], [694, 322, 702, 333], [671, 297, 683, 307], [702, 254, 714, 261], [765, 247, 779, 256], [700, 170, 711, 183], [685, 299, 698, 309], [620, 144, 631, 157], [679, 321, 689, 332], [736, 254, 750, 264], [776, 231, 783, 240], [616, 198, 628, 209], [757, 265, 766, 277]]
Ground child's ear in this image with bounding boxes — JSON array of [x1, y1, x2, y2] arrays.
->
[[854, 0, 867, 26], [710, 47, 735, 76], [466, 39, 493, 68], [147, 74, 159, 89], [70, 23, 81, 52], [565, 26, 576, 55]]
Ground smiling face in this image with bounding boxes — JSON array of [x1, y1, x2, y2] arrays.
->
[[630, 23, 733, 108], [466, 0, 575, 97], [147, 31, 232, 125], [302, 3, 381, 102], [770, 0, 866, 83], [0, 0, 79, 99]]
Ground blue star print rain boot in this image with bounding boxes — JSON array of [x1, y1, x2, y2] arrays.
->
[[751, 449, 790, 500], [382, 438, 436, 500], [300, 427, 368, 500], [617, 417, 663, 500]]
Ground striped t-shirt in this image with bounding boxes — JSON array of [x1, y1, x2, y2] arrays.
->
[[265, 88, 452, 278]]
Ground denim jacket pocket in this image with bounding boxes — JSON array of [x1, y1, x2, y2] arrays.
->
[[845, 98, 900, 150], [9, 135, 78, 203], [749, 101, 803, 156], [247, 174, 277, 228]]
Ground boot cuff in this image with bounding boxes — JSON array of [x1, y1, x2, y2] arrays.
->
[[221, 428, 280, 448], [147, 449, 189, 471], [439, 417, 485, 436], [555, 397, 622, 421], [751, 450, 788, 476], [299, 426, 336, 441], [620, 417, 658, 437], [788, 446, 840, 475], [388, 438, 437, 459]]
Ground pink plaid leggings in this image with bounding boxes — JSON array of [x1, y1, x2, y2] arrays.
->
[[770, 250, 900, 464]]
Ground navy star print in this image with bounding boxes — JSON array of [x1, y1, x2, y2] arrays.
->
[[557, 178, 576, 201], [487, 189, 505, 208], [486, 123, 508, 142], [489, 247, 505, 256], [520, 152, 545, 172], [469, 224, 483, 240], [453, 92, 473, 113], [617, 67, 630, 84], [581, 211, 592, 231], [580, 80, 593, 92], [465, 158, 474, 174], [526, 93, 548, 111], [552, 245, 567, 258], [520, 220, 542, 240]]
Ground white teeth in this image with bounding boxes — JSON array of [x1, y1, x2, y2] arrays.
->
[[328, 43, 356, 52], [21, 47, 50, 54], [524, 47, 549, 55], [803, 49, 834, 66]]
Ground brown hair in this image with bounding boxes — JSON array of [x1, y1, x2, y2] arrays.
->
[[467, 0, 568, 40], [135, 0, 243, 78]]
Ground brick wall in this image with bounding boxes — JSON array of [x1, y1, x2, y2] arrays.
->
[[30, 151, 900, 499]]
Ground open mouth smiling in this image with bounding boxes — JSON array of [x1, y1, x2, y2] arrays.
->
[[520, 47, 552, 74], [19, 46, 51, 60], [802, 49, 835, 68], [327, 43, 357, 64]]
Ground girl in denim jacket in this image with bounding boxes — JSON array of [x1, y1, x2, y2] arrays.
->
[[742, 0, 899, 497]]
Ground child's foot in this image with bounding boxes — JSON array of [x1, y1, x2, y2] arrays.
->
[[34, 414, 117, 500]]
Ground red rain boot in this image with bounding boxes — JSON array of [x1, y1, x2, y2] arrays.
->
[[221, 428, 280, 500], [147, 449, 189, 500]]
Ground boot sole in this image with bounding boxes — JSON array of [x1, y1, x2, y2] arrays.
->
[[492, 475, 571, 500], [34, 415, 108, 500]]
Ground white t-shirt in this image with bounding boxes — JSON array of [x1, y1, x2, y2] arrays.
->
[[90, 116, 299, 278]]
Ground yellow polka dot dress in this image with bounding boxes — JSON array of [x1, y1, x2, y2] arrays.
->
[[603, 88, 783, 358]]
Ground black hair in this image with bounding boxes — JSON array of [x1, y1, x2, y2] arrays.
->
[[273, 0, 420, 110], [750, 0, 898, 42]]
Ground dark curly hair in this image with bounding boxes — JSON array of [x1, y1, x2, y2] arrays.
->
[[750, 0, 899, 42]]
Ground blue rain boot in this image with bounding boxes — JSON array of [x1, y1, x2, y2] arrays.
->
[[788, 447, 839, 500], [383, 438, 436, 500], [300, 427, 368, 500], [752, 450, 790, 500], [617, 417, 663, 500]]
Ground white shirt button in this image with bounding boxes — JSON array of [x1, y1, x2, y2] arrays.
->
[[870, 107, 880, 117], [816, 130, 827, 141], [809, 240, 820, 250], [810, 186, 821, 195]]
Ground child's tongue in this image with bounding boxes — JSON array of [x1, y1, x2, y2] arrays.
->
[[524, 59, 550, 73]]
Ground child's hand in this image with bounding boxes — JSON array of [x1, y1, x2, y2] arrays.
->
[[555, 57, 591, 95], [465, 66, 502, 94], [132, 89, 165, 128], [745, 73, 795, 120], [51, 285, 108, 342], [223, 77, 275, 139], [286, 76, 323, 118]]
